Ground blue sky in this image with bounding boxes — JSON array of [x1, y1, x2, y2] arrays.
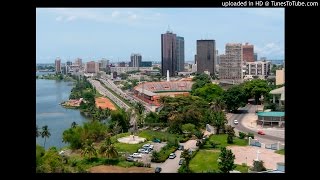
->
[[36, 8, 284, 63]]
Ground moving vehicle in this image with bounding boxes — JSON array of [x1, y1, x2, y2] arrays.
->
[[258, 130, 265, 135], [130, 153, 142, 158], [155, 167, 162, 173], [179, 158, 184, 165], [233, 119, 238, 125], [178, 145, 184, 150]]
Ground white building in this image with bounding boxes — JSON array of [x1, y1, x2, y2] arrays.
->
[[245, 61, 271, 77], [110, 67, 153, 74], [191, 64, 197, 73]]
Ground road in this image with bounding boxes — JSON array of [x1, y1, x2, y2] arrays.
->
[[150, 140, 198, 173], [228, 104, 284, 143]]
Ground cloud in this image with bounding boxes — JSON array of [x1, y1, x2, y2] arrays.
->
[[111, 11, 120, 18], [55, 16, 63, 21], [255, 42, 284, 59], [66, 16, 77, 22]]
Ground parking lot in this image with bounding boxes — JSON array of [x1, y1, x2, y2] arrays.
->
[[132, 142, 167, 163]]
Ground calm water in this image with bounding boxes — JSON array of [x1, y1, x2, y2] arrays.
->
[[36, 72, 88, 149]]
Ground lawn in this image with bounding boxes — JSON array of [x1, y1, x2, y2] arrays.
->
[[275, 149, 285, 155], [189, 150, 220, 173], [138, 130, 182, 142], [114, 142, 144, 154], [202, 134, 248, 149], [189, 150, 249, 173]]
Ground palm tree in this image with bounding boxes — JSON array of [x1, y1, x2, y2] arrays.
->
[[134, 102, 145, 115], [41, 125, 51, 149], [112, 121, 122, 138], [210, 98, 226, 112], [81, 139, 97, 160], [36, 125, 40, 138], [71, 122, 77, 128], [99, 136, 118, 158]]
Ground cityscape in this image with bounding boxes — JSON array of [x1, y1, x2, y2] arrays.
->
[[36, 8, 285, 173]]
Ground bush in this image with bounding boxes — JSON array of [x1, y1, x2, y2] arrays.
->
[[103, 158, 120, 165], [239, 132, 246, 139], [210, 141, 219, 148], [227, 134, 233, 144], [133, 161, 144, 167], [247, 133, 254, 139]]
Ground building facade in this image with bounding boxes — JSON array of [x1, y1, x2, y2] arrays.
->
[[245, 61, 271, 76], [55, 58, 61, 74], [254, 53, 258, 61], [110, 67, 153, 74], [130, 53, 142, 67], [161, 31, 177, 76], [242, 43, 254, 62], [196, 40, 216, 75], [74, 58, 82, 67], [140, 61, 152, 67], [98, 59, 109, 70], [176, 36, 185, 72], [119, 62, 126, 67], [85, 61, 99, 73], [219, 43, 243, 83], [276, 68, 285, 85]]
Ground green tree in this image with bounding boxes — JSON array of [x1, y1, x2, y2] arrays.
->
[[81, 139, 97, 160], [99, 136, 118, 158], [218, 147, 236, 173], [112, 121, 122, 138], [181, 123, 196, 134], [111, 110, 129, 132], [209, 111, 227, 135], [251, 160, 267, 172], [209, 97, 226, 112], [194, 131, 204, 140], [151, 151, 160, 162], [41, 125, 51, 149], [144, 112, 160, 123], [223, 85, 247, 112], [225, 125, 235, 144], [191, 73, 211, 92], [36, 147, 69, 173], [243, 79, 271, 105], [134, 102, 145, 115], [192, 83, 224, 102]]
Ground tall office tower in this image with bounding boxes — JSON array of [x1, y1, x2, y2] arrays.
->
[[176, 36, 185, 72], [161, 31, 177, 76], [85, 61, 99, 73], [66, 61, 72, 66], [254, 53, 258, 61], [196, 40, 216, 75], [219, 43, 243, 83], [55, 58, 61, 74], [98, 58, 109, 70], [74, 58, 82, 67], [130, 53, 142, 67], [242, 43, 254, 62]]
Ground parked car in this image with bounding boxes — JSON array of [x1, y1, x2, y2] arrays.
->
[[155, 167, 162, 173], [130, 153, 142, 158], [138, 149, 146, 153], [152, 138, 161, 143], [126, 156, 135, 162], [178, 145, 184, 150], [148, 145, 154, 150], [258, 130, 265, 135], [234, 119, 239, 125], [179, 158, 184, 165], [169, 153, 176, 159], [142, 144, 150, 148]]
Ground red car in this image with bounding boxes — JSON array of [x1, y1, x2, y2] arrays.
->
[[257, 130, 265, 135]]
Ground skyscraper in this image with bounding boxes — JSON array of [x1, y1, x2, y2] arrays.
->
[[130, 53, 142, 67], [55, 58, 61, 74], [242, 43, 254, 62], [161, 31, 177, 76], [219, 43, 243, 83], [85, 61, 99, 73], [196, 40, 216, 75], [176, 36, 185, 72]]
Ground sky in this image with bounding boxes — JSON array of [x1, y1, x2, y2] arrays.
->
[[36, 8, 284, 63]]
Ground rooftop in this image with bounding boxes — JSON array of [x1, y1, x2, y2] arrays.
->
[[257, 111, 285, 117]]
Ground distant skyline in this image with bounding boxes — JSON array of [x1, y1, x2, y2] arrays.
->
[[36, 8, 284, 63]]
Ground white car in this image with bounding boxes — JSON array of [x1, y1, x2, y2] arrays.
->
[[138, 149, 146, 153], [130, 153, 142, 158], [148, 145, 154, 150], [142, 144, 150, 148], [233, 120, 239, 125]]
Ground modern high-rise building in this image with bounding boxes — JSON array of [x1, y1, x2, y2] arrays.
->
[[254, 53, 258, 61], [85, 61, 99, 73], [66, 61, 72, 66], [176, 36, 185, 72], [245, 61, 271, 76], [74, 58, 82, 67], [140, 61, 152, 67], [243, 43, 254, 62], [161, 31, 177, 76], [219, 43, 243, 83], [55, 58, 61, 74], [130, 54, 142, 67], [196, 40, 216, 75], [98, 59, 109, 70]]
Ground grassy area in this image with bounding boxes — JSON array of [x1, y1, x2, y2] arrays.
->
[[202, 134, 248, 149], [110, 133, 130, 143], [189, 150, 220, 172], [138, 130, 182, 142], [189, 150, 249, 173], [275, 149, 285, 155], [114, 142, 144, 154], [235, 164, 249, 173]]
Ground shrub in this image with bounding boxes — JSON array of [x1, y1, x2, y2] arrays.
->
[[210, 141, 218, 148], [133, 161, 144, 167], [239, 132, 246, 139], [247, 133, 254, 139]]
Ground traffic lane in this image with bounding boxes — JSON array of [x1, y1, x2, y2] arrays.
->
[[229, 111, 284, 143], [151, 150, 182, 173]]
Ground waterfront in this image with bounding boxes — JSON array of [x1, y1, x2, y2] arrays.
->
[[36, 74, 88, 149]]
